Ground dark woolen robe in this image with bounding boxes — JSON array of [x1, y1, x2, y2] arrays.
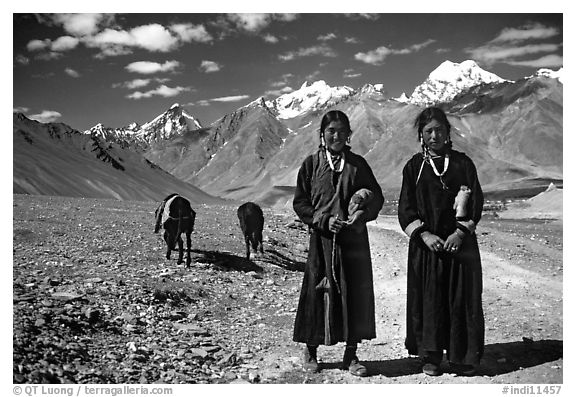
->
[[398, 149, 484, 366], [293, 147, 384, 346]]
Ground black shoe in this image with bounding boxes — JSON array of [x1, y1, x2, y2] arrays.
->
[[422, 362, 442, 376], [450, 362, 477, 376], [303, 346, 319, 373], [342, 347, 368, 377]]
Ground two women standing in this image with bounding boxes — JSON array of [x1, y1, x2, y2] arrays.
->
[[292, 106, 484, 377]]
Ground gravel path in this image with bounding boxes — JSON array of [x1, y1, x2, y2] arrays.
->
[[12, 195, 562, 384]]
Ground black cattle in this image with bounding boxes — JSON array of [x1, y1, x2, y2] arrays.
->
[[237, 202, 264, 260], [154, 193, 196, 267]]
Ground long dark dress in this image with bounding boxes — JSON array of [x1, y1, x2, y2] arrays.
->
[[398, 149, 484, 366], [293, 147, 384, 346]]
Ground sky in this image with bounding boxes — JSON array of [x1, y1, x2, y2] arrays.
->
[[12, 7, 564, 132]]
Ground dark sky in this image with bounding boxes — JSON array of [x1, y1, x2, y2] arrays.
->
[[13, 11, 563, 131]]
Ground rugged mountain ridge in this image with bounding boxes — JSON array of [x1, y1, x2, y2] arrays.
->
[[15, 61, 563, 206], [13, 113, 221, 203]]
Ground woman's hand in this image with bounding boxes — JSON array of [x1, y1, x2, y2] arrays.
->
[[345, 210, 366, 233], [328, 216, 346, 234], [443, 230, 465, 253], [420, 231, 446, 252]]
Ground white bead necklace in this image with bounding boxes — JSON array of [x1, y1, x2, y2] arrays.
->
[[326, 149, 345, 172], [428, 154, 450, 190]]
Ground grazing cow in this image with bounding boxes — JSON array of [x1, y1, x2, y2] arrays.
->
[[237, 202, 264, 260], [154, 193, 196, 267]]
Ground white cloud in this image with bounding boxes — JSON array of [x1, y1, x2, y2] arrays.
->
[[127, 84, 190, 100], [466, 43, 561, 66], [318, 33, 337, 41], [64, 68, 80, 78], [465, 23, 562, 67], [345, 37, 360, 44], [125, 60, 180, 74], [355, 40, 436, 65], [506, 54, 563, 68], [227, 14, 273, 32], [49, 13, 114, 36], [29, 110, 62, 123], [13, 106, 30, 113], [15, 54, 29, 65], [209, 95, 251, 103], [27, 39, 51, 52], [51, 36, 80, 52], [86, 24, 179, 55], [279, 44, 337, 62], [263, 34, 279, 43], [199, 60, 221, 73], [491, 23, 560, 43], [170, 23, 213, 43], [130, 24, 179, 52]]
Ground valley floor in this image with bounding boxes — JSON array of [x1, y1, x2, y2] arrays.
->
[[11, 194, 563, 387]]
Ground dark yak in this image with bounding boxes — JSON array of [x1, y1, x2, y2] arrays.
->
[[237, 202, 264, 260], [154, 193, 196, 267]]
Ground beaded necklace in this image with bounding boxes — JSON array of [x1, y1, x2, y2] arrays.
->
[[429, 154, 450, 190], [326, 149, 345, 172]]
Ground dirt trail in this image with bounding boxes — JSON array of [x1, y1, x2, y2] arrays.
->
[[12, 196, 563, 384], [261, 215, 563, 384]]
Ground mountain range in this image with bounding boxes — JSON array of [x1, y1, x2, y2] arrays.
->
[[13, 60, 563, 207]]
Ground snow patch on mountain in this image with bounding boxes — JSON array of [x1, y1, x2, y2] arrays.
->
[[533, 67, 563, 83], [85, 104, 202, 145], [266, 80, 355, 119], [409, 60, 509, 106]]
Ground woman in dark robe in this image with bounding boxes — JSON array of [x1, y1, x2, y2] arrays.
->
[[398, 106, 484, 377], [293, 110, 384, 377]]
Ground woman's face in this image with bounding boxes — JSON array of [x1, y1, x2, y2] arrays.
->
[[421, 119, 448, 154], [323, 121, 350, 153]]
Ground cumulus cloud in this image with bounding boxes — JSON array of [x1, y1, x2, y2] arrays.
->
[[46, 13, 114, 36], [345, 37, 360, 44], [199, 60, 221, 73], [223, 13, 298, 34], [227, 14, 272, 32], [127, 84, 190, 99], [64, 68, 80, 78], [29, 110, 62, 123], [130, 24, 179, 52], [27, 39, 51, 52], [263, 34, 279, 43], [85, 24, 179, 56], [51, 36, 80, 51], [355, 39, 436, 65], [170, 23, 213, 43], [125, 60, 180, 74], [279, 44, 337, 62]]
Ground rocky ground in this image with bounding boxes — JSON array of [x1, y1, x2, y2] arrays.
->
[[12, 194, 563, 384]]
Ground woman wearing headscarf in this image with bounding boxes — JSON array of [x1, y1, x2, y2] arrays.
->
[[398, 106, 484, 377], [292, 110, 384, 377]]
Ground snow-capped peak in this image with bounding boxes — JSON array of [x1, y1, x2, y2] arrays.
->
[[170, 103, 180, 110], [534, 67, 563, 83], [266, 80, 355, 119], [409, 60, 509, 106], [359, 83, 387, 95]]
